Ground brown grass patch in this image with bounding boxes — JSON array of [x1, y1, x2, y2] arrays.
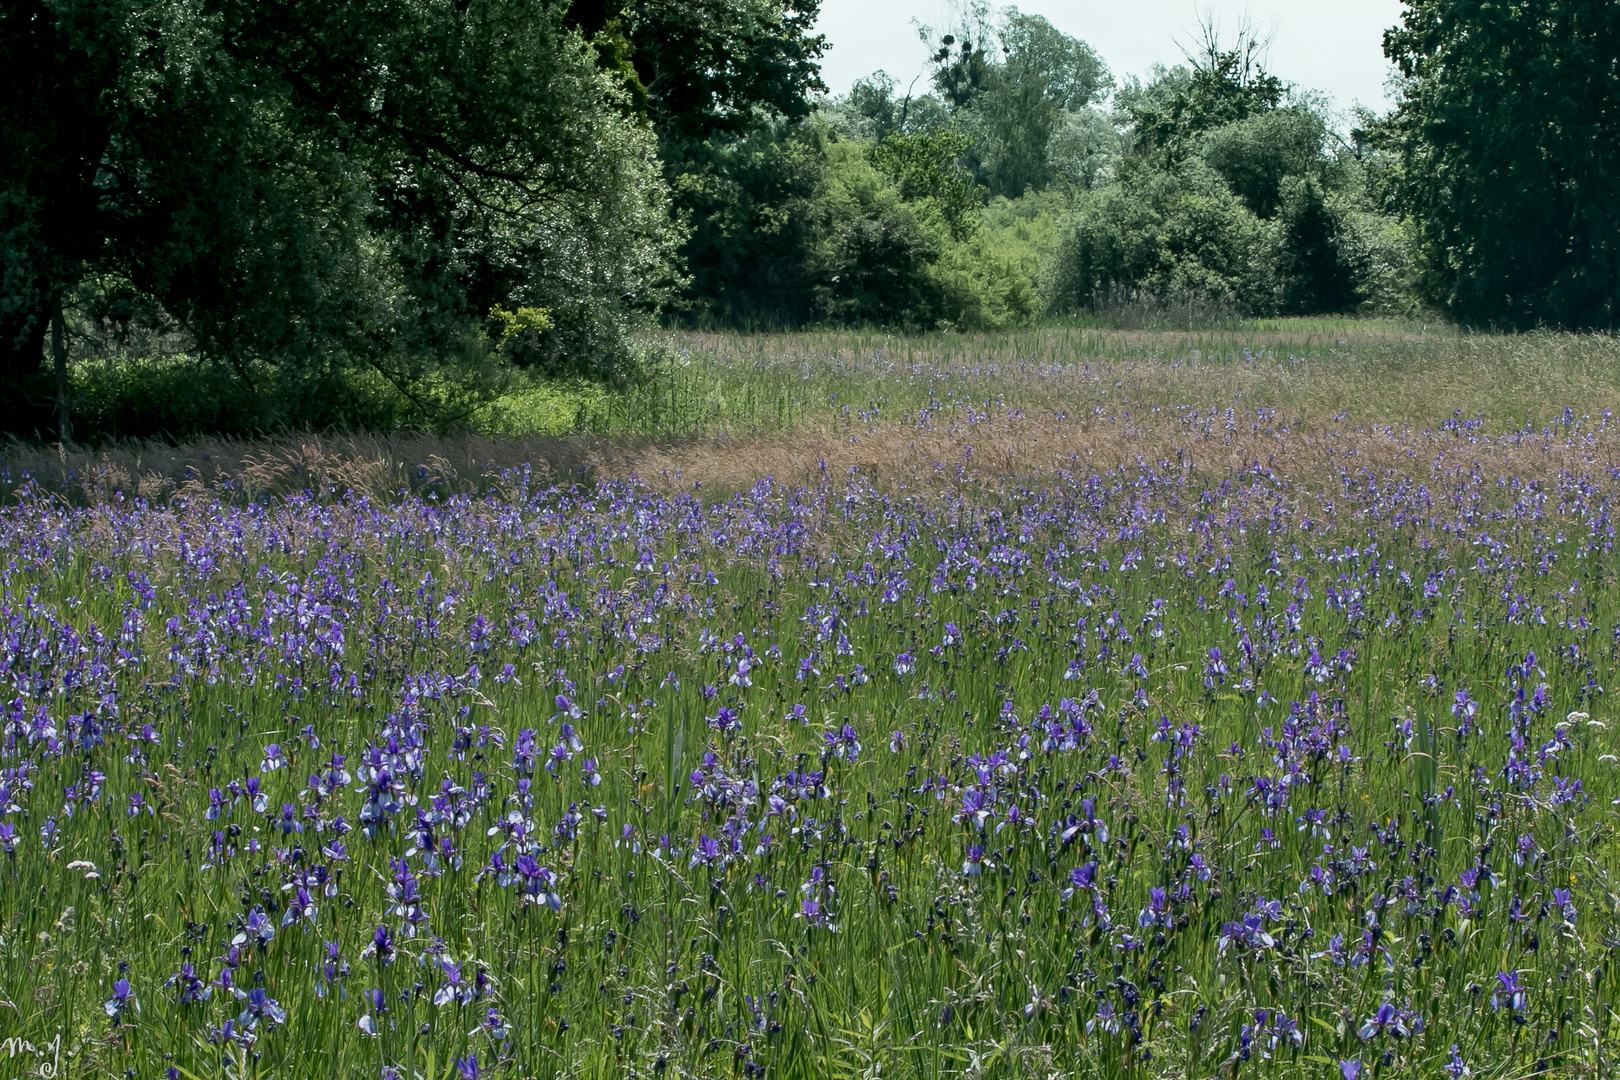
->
[[8, 322, 1619, 503], [4, 408, 1615, 507]]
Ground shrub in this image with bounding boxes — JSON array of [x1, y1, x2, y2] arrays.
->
[[809, 148, 948, 327], [1044, 160, 1280, 315]]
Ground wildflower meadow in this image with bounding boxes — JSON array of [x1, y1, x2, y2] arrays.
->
[[3, 334, 1620, 1079]]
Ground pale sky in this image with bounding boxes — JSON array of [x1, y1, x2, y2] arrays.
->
[[813, 1, 1409, 114]]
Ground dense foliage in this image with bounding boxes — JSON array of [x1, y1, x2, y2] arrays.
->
[[1041, 29, 1412, 320], [1379, 0, 1620, 328], [0, 0, 679, 433], [680, 11, 1421, 334]]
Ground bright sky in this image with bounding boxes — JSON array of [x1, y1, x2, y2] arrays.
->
[[812, 1, 1409, 114]]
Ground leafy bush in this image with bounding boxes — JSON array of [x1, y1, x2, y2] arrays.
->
[[62, 353, 514, 443], [928, 191, 1068, 330], [929, 237, 1041, 330], [1198, 107, 1327, 219], [809, 147, 949, 327], [1044, 161, 1281, 315]]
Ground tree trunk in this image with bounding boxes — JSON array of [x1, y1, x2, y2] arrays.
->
[[52, 305, 71, 443]]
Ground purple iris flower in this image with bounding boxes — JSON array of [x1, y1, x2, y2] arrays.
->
[[1357, 1002, 1409, 1039], [236, 987, 286, 1030], [104, 977, 138, 1019], [1492, 970, 1527, 1012], [358, 987, 388, 1034]]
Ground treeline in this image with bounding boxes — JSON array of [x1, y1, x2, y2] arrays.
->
[[690, 9, 1411, 331], [2, 0, 1616, 437]]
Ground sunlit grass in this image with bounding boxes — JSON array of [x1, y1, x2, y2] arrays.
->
[[464, 321, 1620, 442]]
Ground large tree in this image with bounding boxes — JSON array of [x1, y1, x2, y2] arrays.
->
[[1119, 24, 1284, 170], [615, 0, 826, 150], [585, 0, 826, 324], [0, 0, 676, 426], [923, 5, 1111, 198], [1381, 0, 1620, 327]]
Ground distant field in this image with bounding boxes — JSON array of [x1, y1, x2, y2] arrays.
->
[[2, 324, 1620, 1079], [487, 319, 1620, 438], [14, 319, 1620, 499]]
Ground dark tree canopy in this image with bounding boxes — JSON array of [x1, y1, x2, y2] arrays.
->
[[1, 0, 676, 424], [1381, 0, 1620, 328], [609, 0, 827, 326], [616, 0, 827, 148]]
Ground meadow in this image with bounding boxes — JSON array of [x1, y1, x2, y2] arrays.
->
[[3, 319, 1620, 1079]]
